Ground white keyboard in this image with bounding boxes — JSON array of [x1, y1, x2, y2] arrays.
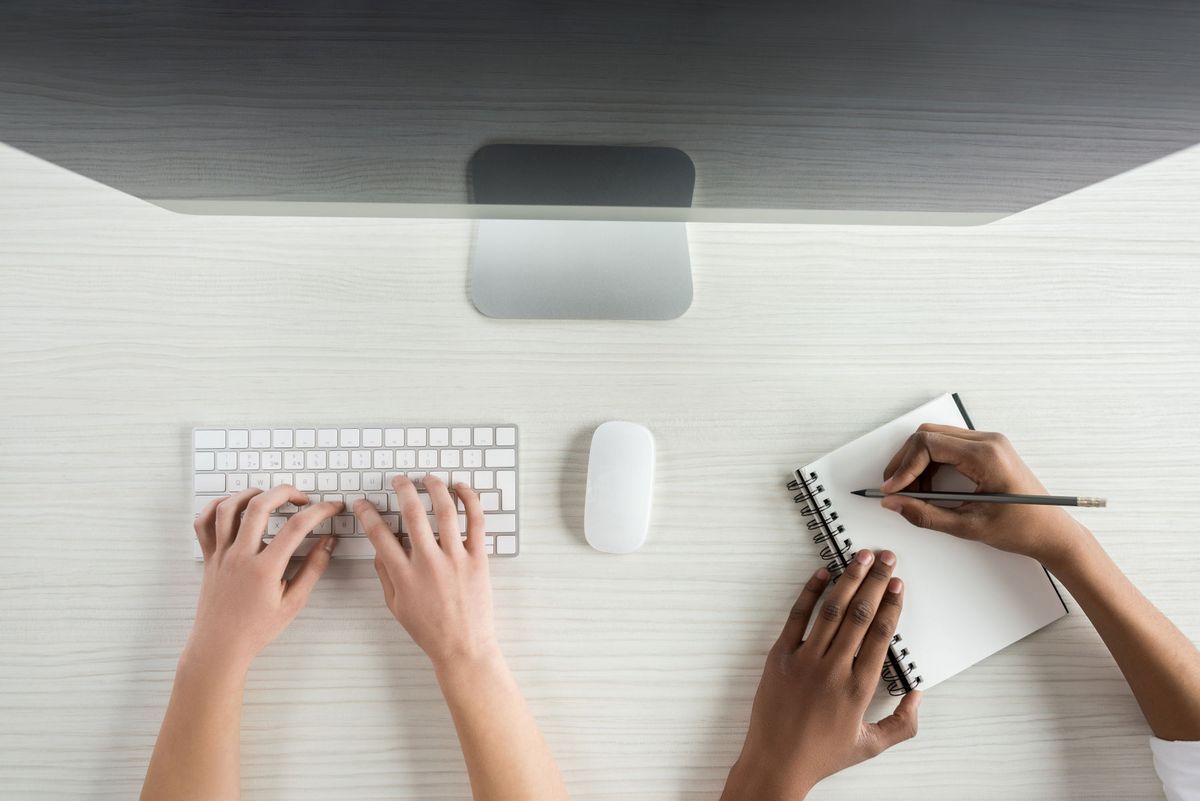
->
[[192, 424, 519, 558]]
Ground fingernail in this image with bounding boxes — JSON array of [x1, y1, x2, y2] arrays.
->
[[815, 567, 830, 580], [880, 550, 896, 566], [881, 497, 902, 512], [856, 549, 873, 564], [323, 535, 337, 554], [887, 577, 903, 593]]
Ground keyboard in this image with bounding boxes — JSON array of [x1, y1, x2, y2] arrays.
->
[[192, 424, 519, 558]]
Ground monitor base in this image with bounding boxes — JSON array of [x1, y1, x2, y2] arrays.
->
[[469, 219, 692, 321]]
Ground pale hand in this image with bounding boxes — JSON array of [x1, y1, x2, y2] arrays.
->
[[188, 485, 343, 671]]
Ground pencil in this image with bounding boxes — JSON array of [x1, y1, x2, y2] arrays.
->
[[851, 489, 1106, 508]]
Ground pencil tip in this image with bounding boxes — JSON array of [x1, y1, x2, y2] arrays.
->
[[851, 489, 867, 496]]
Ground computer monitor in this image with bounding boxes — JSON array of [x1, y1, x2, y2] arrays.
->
[[3, 2, 1197, 317]]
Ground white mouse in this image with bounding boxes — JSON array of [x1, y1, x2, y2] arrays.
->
[[584, 421, 656, 553]]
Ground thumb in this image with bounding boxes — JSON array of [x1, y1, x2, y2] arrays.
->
[[865, 690, 922, 755], [285, 534, 337, 604], [881, 495, 966, 537]]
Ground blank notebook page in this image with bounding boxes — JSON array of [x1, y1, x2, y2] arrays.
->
[[802, 393, 1068, 690]]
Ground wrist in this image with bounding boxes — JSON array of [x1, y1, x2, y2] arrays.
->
[[431, 640, 507, 685], [721, 751, 815, 801], [180, 633, 254, 683], [1039, 519, 1099, 576]]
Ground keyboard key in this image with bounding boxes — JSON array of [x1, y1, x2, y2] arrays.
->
[[267, 516, 288, 536], [496, 427, 516, 446], [279, 501, 299, 513], [194, 452, 216, 471], [473, 427, 494, 446], [480, 491, 501, 511], [373, 450, 394, 469], [194, 430, 226, 449], [362, 472, 383, 491], [227, 474, 249, 492], [306, 493, 321, 507], [362, 428, 382, 447], [487, 513, 517, 533], [195, 495, 220, 513], [272, 429, 293, 448], [381, 514, 400, 533], [262, 452, 282, 470], [451, 427, 471, 446], [306, 451, 327, 470], [284, 451, 305, 470], [340, 429, 361, 447], [228, 429, 249, 449], [333, 516, 355, 535], [463, 449, 483, 468], [485, 449, 516, 468], [351, 450, 370, 469], [317, 473, 338, 491], [451, 470, 471, 487], [216, 451, 237, 470], [384, 428, 405, 446], [345, 492, 365, 509], [431, 471, 450, 484], [323, 493, 344, 505], [250, 473, 271, 490], [474, 470, 494, 489], [420, 494, 434, 512], [194, 473, 225, 492], [366, 493, 388, 512], [430, 428, 449, 447], [250, 429, 271, 448], [314, 518, 332, 535], [295, 429, 316, 448], [441, 450, 461, 468], [407, 471, 427, 482], [239, 451, 259, 471], [407, 428, 427, 447], [396, 450, 416, 468], [496, 535, 518, 555], [329, 451, 349, 469], [497, 471, 516, 510], [318, 429, 338, 447], [418, 450, 438, 468], [272, 473, 293, 488], [339, 472, 360, 491], [296, 473, 316, 491]]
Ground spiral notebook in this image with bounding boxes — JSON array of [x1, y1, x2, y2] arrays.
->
[[787, 393, 1068, 693]]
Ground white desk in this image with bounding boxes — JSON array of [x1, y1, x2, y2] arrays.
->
[[1, 141, 1198, 800]]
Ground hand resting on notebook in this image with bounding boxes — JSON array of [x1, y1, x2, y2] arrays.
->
[[721, 549, 921, 801], [881, 426, 1200, 776]]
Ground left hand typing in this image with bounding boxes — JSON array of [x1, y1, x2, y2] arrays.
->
[[721, 549, 922, 800]]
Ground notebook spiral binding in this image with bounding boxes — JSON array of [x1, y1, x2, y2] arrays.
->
[[788, 469, 923, 696]]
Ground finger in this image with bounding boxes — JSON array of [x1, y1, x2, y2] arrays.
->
[[214, 488, 262, 551], [423, 474, 463, 554], [804, 549, 875, 655], [829, 550, 896, 661], [393, 475, 436, 557], [855, 575, 905, 678], [264, 501, 344, 567], [354, 497, 407, 567], [864, 690, 922, 755], [284, 534, 338, 606], [880, 431, 990, 492], [235, 485, 310, 552], [456, 483, 487, 556], [374, 556, 396, 608], [775, 567, 832, 653], [881, 495, 972, 537], [915, 422, 990, 440], [193, 495, 226, 560]]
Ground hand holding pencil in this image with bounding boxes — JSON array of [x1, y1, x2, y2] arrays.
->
[[874, 424, 1097, 571]]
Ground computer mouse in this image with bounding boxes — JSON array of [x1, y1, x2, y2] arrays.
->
[[584, 421, 656, 554]]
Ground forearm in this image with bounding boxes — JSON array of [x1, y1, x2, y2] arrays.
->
[[1049, 531, 1200, 740], [435, 649, 569, 801], [720, 753, 814, 801], [141, 650, 248, 801]]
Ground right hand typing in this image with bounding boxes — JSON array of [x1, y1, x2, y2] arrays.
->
[[352, 474, 500, 670], [879, 424, 1090, 569]]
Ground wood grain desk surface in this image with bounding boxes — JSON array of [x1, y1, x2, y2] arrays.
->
[[1, 141, 1197, 800]]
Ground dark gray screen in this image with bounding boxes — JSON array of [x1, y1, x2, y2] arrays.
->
[[1, 1, 1198, 216]]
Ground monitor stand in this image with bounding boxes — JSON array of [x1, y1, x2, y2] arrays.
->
[[468, 145, 694, 321]]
